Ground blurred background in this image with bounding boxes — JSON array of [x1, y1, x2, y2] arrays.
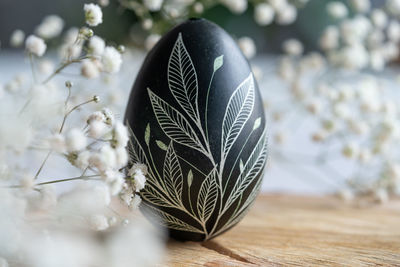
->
[[1, 0, 400, 200]]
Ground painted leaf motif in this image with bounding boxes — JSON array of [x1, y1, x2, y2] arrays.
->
[[225, 128, 268, 209], [187, 169, 193, 187], [156, 140, 168, 151], [163, 142, 183, 203], [213, 55, 224, 71], [145, 203, 203, 234], [147, 88, 205, 154], [127, 123, 148, 166], [253, 117, 261, 130], [168, 33, 199, 121], [197, 168, 218, 223], [141, 183, 174, 208], [221, 74, 255, 160], [145, 123, 150, 146]]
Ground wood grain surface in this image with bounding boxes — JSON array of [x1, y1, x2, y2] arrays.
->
[[162, 194, 400, 266]]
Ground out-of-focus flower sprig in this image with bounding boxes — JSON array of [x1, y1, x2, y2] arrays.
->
[[119, 0, 310, 51], [321, 0, 400, 71], [268, 0, 400, 204], [1, 3, 164, 267]]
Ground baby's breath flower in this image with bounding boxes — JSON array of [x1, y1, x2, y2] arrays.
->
[[283, 39, 303, 56], [66, 128, 87, 152], [88, 120, 107, 138], [193, 2, 204, 14], [115, 147, 128, 168], [35, 15, 64, 39], [84, 3, 103, 27], [9, 29, 25, 47], [98, 0, 109, 7], [112, 122, 129, 148], [350, 0, 370, 13], [89, 214, 109, 231], [88, 35, 105, 56], [81, 59, 100, 79], [132, 169, 146, 192], [238, 37, 256, 59], [371, 9, 388, 29], [102, 108, 114, 125], [144, 0, 163, 12], [75, 150, 91, 169], [25, 35, 47, 57], [327, 1, 348, 19], [276, 4, 297, 25], [48, 133, 66, 153], [221, 0, 247, 14], [101, 46, 122, 73], [254, 3, 274, 26]]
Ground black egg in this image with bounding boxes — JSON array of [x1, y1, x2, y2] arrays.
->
[[124, 18, 268, 241]]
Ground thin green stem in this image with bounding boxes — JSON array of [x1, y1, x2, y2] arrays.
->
[[34, 150, 52, 180], [59, 98, 96, 133], [42, 56, 88, 84], [29, 53, 37, 83], [5, 175, 100, 189], [204, 70, 215, 143]]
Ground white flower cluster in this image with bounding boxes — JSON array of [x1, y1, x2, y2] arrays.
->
[[320, 0, 400, 70], [121, 0, 309, 49], [274, 40, 400, 202], [0, 3, 160, 266]]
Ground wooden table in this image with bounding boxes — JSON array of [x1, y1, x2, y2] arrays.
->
[[163, 194, 400, 266]]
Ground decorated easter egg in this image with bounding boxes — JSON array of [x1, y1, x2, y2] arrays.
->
[[124, 18, 268, 241]]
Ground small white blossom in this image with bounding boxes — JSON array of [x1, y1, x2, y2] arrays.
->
[[142, 18, 153, 30], [144, 0, 163, 11], [89, 214, 109, 231], [350, 0, 370, 13], [327, 2, 348, 19], [238, 37, 256, 59], [387, 20, 400, 43], [129, 163, 148, 176], [319, 26, 339, 51], [88, 35, 105, 56], [130, 195, 142, 210], [145, 34, 161, 51], [254, 3, 274, 26], [25, 35, 47, 57], [283, 39, 303, 56], [88, 120, 107, 138], [221, 0, 247, 14], [81, 59, 100, 79], [10, 29, 25, 47], [48, 133, 66, 153], [99, 145, 117, 170], [371, 9, 388, 29], [193, 2, 204, 13], [84, 3, 103, 27], [112, 122, 129, 148], [98, 0, 109, 6], [35, 15, 64, 39], [66, 128, 87, 152], [101, 46, 122, 73], [132, 169, 146, 192], [102, 108, 114, 126], [75, 150, 91, 170], [276, 4, 297, 25], [115, 147, 128, 168], [306, 98, 322, 114], [311, 130, 328, 142]]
